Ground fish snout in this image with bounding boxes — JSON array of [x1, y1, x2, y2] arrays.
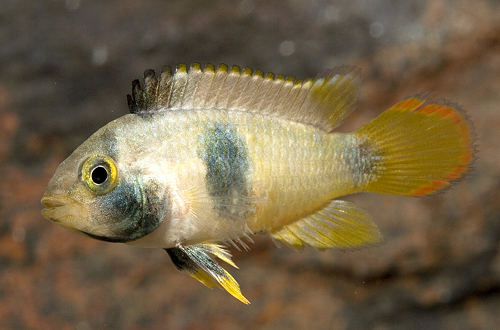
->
[[40, 194, 85, 225], [41, 196, 65, 209], [41, 195, 67, 223]]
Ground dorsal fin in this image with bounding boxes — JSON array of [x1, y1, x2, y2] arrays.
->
[[127, 63, 362, 131]]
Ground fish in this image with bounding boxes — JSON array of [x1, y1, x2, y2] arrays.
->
[[41, 63, 474, 304]]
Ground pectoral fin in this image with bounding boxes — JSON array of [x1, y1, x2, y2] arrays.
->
[[165, 243, 250, 304], [269, 200, 384, 250]]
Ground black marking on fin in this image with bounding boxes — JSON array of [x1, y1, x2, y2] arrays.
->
[[166, 246, 197, 273], [165, 243, 250, 304], [127, 67, 173, 114], [127, 63, 361, 131]]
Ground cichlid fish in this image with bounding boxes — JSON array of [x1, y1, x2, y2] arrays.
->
[[41, 63, 474, 304]]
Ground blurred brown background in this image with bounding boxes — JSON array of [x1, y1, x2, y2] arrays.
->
[[1, 0, 499, 329]]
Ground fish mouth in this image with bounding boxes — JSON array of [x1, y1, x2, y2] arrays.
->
[[41, 195, 130, 243], [42, 195, 71, 219], [41, 195, 126, 242], [41, 197, 66, 210], [41, 195, 87, 229]]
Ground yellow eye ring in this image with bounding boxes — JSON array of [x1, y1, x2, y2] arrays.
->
[[80, 155, 118, 194]]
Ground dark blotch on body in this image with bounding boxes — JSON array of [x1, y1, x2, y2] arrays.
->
[[199, 122, 249, 218], [91, 178, 166, 243], [348, 138, 380, 189]]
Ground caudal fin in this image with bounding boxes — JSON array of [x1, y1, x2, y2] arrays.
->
[[354, 95, 474, 196]]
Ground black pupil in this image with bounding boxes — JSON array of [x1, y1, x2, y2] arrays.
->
[[91, 166, 108, 184]]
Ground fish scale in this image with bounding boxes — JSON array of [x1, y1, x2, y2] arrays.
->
[[124, 109, 357, 236]]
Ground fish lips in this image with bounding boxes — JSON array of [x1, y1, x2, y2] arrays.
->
[[41, 195, 90, 234], [41, 195, 138, 243]]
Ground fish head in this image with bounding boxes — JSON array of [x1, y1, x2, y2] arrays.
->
[[41, 123, 164, 243]]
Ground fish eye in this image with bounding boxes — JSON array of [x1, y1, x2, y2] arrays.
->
[[91, 166, 108, 184], [80, 155, 118, 194]]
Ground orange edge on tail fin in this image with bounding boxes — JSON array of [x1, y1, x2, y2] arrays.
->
[[411, 101, 474, 195], [355, 95, 475, 197], [393, 97, 426, 112]]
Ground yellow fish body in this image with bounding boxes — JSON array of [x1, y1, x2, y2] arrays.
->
[[41, 63, 474, 304]]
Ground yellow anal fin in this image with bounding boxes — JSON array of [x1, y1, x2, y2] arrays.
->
[[165, 243, 250, 304], [269, 200, 384, 250], [354, 96, 474, 196]]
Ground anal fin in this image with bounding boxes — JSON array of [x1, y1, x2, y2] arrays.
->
[[165, 243, 250, 304], [269, 200, 384, 250]]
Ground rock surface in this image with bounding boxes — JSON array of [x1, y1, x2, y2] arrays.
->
[[1, 0, 499, 329]]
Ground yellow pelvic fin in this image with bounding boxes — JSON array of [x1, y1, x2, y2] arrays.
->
[[165, 243, 250, 304], [127, 63, 361, 132], [354, 96, 474, 196], [269, 200, 384, 250]]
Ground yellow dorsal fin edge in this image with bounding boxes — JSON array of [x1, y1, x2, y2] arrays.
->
[[127, 63, 362, 132]]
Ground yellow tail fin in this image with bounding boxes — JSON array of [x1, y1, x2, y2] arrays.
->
[[355, 96, 474, 196]]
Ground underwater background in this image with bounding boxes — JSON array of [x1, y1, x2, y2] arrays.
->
[[1, 0, 499, 329]]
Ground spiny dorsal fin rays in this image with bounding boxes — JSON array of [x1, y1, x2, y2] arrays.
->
[[127, 63, 361, 132], [156, 65, 174, 108], [168, 64, 189, 109], [165, 243, 250, 304], [127, 69, 162, 113]]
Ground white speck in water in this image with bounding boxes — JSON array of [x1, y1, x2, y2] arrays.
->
[[66, 0, 80, 11], [140, 33, 158, 51], [279, 41, 295, 57], [92, 46, 108, 66], [239, 0, 254, 15], [76, 321, 91, 330], [323, 5, 340, 23], [406, 23, 425, 41], [369, 22, 385, 38], [12, 226, 25, 243]]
